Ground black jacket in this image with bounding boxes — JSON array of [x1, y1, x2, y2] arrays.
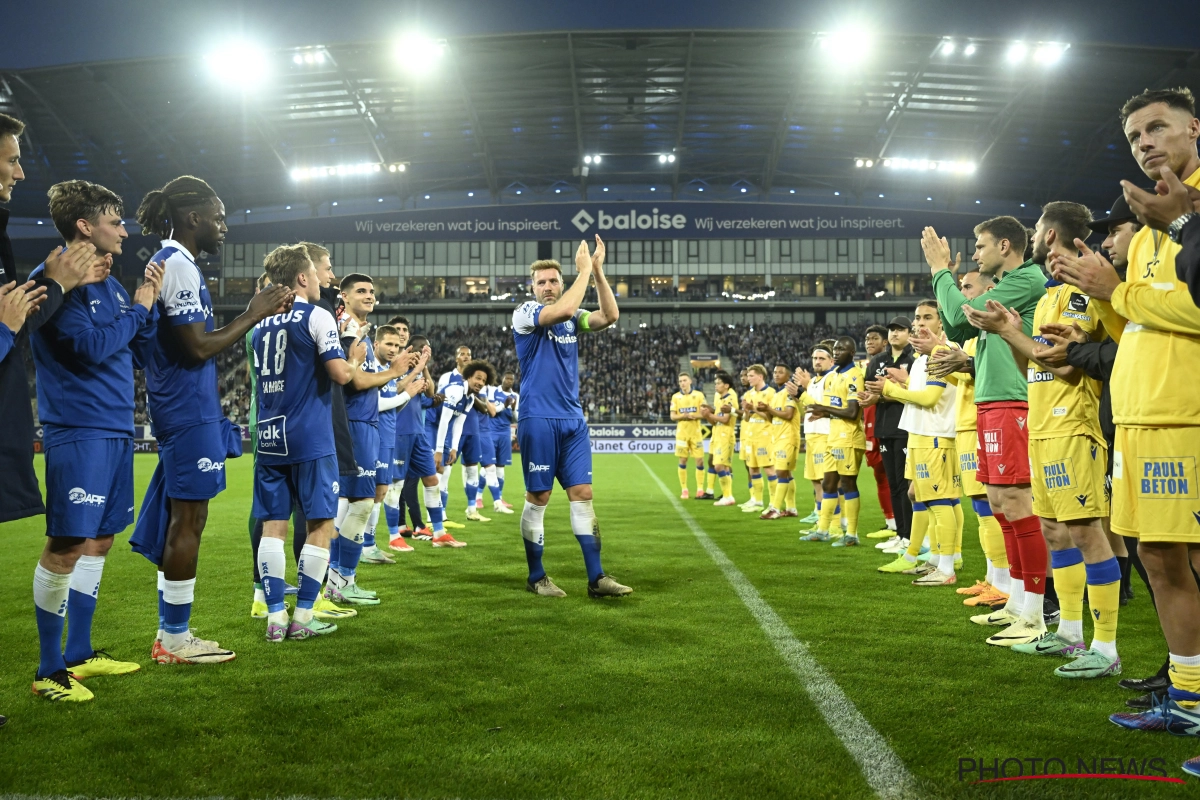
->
[[318, 285, 357, 475], [1066, 338, 1116, 444], [1177, 215, 1200, 309], [865, 344, 916, 439], [0, 208, 65, 522]]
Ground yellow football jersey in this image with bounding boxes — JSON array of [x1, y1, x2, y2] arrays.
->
[[742, 385, 776, 430], [1028, 282, 1104, 439], [671, 390, 708, 440], [824, 364, 866, 448], [1108, 166, 1200, 427], [711, 389, 739, 432], [770, 388, 801, 442], [954, 338, 978, 433]]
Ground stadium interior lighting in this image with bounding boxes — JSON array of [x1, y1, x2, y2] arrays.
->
[[1035, 42, 1067, 64], [650, 186, 657, 191], [583, 154, 601, 165], [291, 162, 389, 180], [555, 188, 561, 193], [515, 189, 522, 194], [964, 43, 977, 56], [817, 26, 875, 66], [880, 157, 976, 174], [205, 42, 269, 87], [603, 187, 609, 192], [393, 33, 447, 74], [424, 194, 430, 199], [468, 191, 474, 197], [789, 189, 796, 193], [740, 187, 747, 193], [940, 41, 955, 56], [294, 50, 326, 66], [1006, 42, 1029, 63]]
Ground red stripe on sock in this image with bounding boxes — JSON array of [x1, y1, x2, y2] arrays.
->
[[1012, 514, 1047, 594]]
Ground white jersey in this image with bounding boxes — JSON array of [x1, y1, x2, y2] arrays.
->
[[898, 355, 956, 438], [804, 373, 831, 436]]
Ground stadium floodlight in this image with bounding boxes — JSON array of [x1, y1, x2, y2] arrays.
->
[[1034, 42, 1067, 65], [964, 43, 977, 56], [291, 162, 392, 180], [883, 157, 975, 174], [468, 192, 474, 197], [940, 41, 955, 56], [393, 33, 447, 75], [1006, 42, 1028, 63], [740, 187, 747, 193], [817, 26, 875, 66], [293, 54, 303, 65], [205, 42, 270, 88], [583, 154, 602, 165], [855, 158, 865, 167]]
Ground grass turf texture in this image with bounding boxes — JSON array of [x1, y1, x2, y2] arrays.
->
[[0, 453, 1195, 799]]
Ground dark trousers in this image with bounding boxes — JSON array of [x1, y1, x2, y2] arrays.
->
[[878, 436, 911, 541], [400, 475, 423, 528]]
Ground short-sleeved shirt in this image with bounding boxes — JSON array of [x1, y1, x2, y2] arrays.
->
[[672, 390, 707, 440], [512, 301, 589, 420], [825, 363, 866, 448], [1028, 280, 1104, 440], [801, 373, 831, 437], [252, 297, 345, 464], [865, 345, 916, 438], [711, 389, 738, 434], [145, 240, 222, 437], [489, 386, 518, 435], [742, 385, 776, 432], [770, 389, 801, 442]]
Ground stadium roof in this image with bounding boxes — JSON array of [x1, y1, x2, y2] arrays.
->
[[3, 29, 1199, 219]]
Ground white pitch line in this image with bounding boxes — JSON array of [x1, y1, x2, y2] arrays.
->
[[637, 457, 921, 800]]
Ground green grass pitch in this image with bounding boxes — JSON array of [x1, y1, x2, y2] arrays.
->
[[0, 453, 1195, 798]]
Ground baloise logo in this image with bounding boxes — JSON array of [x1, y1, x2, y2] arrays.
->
[[68, 487, 106, 506], [571, 208, 688, 233]]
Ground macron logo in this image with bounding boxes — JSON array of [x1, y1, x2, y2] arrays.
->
[[571, 209, 595, 233], [68, 487, 106, 506]]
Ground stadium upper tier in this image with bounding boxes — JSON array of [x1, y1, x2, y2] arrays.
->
[[2, 29, 1198, 220]]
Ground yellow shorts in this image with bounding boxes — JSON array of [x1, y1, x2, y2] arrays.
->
[[745, 427, 774, 468], [1030, 435, 1108, 522], [711, 431, 735, 465], [909, 435, 960, 503], [955, 430, 985, 497], [804, 434, 828, 480], [773, 437, 799, 472], [826, 444, 863, 477], [1111, 426, 1199, 543], [674, 434, 704, 460]]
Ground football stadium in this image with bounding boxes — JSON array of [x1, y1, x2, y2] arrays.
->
[[3, 1, 1200, 797]]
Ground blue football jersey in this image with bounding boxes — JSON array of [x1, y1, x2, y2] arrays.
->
[[378, 376, 398, 443], [252, 298, 345, 464], [29, 262, 157, 448], [435, 382, 476, 454], [344, 336, 382, 424], [489, 386, 518, 435], [395, 370, 427, 437], [512, 301, 587, 420], [145, 240, 223, 437], [438, 369, 479, 434]]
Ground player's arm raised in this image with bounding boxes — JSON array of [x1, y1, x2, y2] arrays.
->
[[175, 284, 294, 364], [583, 235, 619, 331], [537, 240, 594, 327]]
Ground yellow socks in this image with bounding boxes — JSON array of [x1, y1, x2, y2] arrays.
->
[[772, 479, 789, 512], [784, 479, 797, 511], [1084, 557, 1122, 655], [718, 472, 733, 499], [906, 502, 929, 557], [697, 468, 707, 494], [843, 490, 861, 537], [1050, 548, 1087, 642], [678, 466, 689, 492], [751, 476, 764, 504], [1168, 655, 1200, 709], [705, 469, 717, 494], [817, 491, 839, 533], [973, 500, 1008, 568], [952, 501, 964, 556]]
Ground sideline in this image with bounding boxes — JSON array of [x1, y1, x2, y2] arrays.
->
[[637, 456, 921, 800]]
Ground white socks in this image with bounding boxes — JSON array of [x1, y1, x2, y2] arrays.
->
[[33, 564, 71, 616], [485, 464, 499, 488], [341, 499, 373, 545], [939, 553, 956, 575], [569, 499, 597, 539], [70, 554, 105, 599], [335, 497, 350, 530], [1005, 580, 1027, 616], [992, 567, 1011, 593], [161, 578, 196, 649], [295, 544, 330, 624], [521, 501, 546, 545], [1022, 591, 1045, 625], [1058, 618, 1084, 643], [384, 482, 402, 509]]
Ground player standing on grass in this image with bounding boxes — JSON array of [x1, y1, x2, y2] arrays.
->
[[28, 181, 163, 701], [738, 365, 775, 513], [803, 337, 865, 547], [133, 176, 292, 665], [670, 373, 707, 499], [438, 345, 492, 523], [793, 345, 833, 528], [859, 325, 896, 539], [759, 364, 799, 519], [483, 373, 519, 513], [513, 237, 631, 598], [923, 218, 1048, 644], [699, 370, 738, 506], [251, 245, 352, 642], [434, 359, 497, 545]]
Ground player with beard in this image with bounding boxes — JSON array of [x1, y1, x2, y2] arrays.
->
[[793, 345, 834, 530]]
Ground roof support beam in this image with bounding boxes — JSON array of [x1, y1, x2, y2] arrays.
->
[[874, 43, 942, 161], [567, 33, 588, 201], [669, 33, 694, 199], [449, 51, 500, 201], [976, 82, 1039, 168], [327, 51, 407, 198], [90, 72, 192, 177]]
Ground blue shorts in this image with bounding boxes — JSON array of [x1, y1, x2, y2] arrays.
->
[[158, 421, 227, 501], [376, 445, 393, 485], [479, 428, 497, 465], [44, 438, 134, 539], [341, 420, 380, 499], [517, 416, 593, 493], [394, 433, 436, 481], [458, 431, 482, 465], [494, 429, 513, 466], [253, 456, 339, 521]]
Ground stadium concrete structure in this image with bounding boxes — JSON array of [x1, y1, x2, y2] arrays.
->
[[4, 29, 1200, 333]]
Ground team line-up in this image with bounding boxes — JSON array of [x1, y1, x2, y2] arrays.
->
[[1, 88, 1199, 780]]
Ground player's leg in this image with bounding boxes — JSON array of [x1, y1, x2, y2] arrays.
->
[[704, 453, 718, 499], [519, 418, 562, 594], [496, 430, 514, 508], [463, 461, 490, 522], [806, 468, 840, 542], [560, 419, 630, 598], [676, 439, 691, 498], [388, 435, 413, 547], [832, 450, 864, 547], [694, 449, 706, 498], [33, 534, 92, 701], [870, 450, 895, 534], [286, 457, 340, 639]]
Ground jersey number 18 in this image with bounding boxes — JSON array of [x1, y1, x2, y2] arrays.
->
[[256, 330, 289, 377]]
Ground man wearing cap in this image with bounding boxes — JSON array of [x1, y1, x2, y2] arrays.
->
[[862, 316, 915, 549]]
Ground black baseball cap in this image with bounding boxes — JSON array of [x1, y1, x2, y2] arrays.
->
[[1088, 194, 1137, 231], [887, 315, 912, 330]]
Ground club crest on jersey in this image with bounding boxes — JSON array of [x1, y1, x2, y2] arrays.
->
[[332, 481, 339, 494], [197, 457, 225, 473], [68, 487, 106, 506], [564, 319, 576, 333]]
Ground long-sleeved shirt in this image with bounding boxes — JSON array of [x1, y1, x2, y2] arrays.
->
[[29, 262, 158, 448], [933, 259, 1047, 403], [1066, 338, 1116, 443], [1177, 214, 1200, 308]]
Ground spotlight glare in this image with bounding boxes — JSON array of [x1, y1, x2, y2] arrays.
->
[[864, 159, 874, 167], [1034, 42, 1066, 65], [740, 187, 747, 193], [555, 188, 561, 193], [593, 154, 601, 164], [964, 43, 976, 56], [290, 169, 303, 181], [882, 158, 891, 167], [424, 194, 431, 199], [314, 51, 325, 64], [393, 33, 447, 75], [667, 154, 675, 163], [468, 191, 474, 197], [855, 158, 865, 167], [818, 26, 875, 67], [583, 155, 592, 164], [293, 54, 303, 65], [205, 42, 270, 88], [940, 41, 955, 56], [388, 164, 397, 172], [1006, 41, 1028, 63]]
